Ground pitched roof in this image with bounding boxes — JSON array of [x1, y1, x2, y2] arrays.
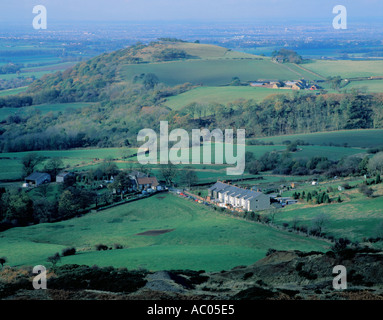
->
[[56, 172, 73, 178], [137, 176, 159, 187], [25, 172, 50, 181], [129, 171, 148, 178], [209, 181, 263, 200]]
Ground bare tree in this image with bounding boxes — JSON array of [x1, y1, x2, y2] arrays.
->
[[160, 163, 178, 186], [47, 253, 61, 267], [268, 208, 278, 224], [292, 217, 300, 230], [311, 214, 330, 235]]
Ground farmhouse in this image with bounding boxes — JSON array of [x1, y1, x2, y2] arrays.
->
[[129, 171, 160, 191], [25, 172, 51, 187], [208, 181, 271, 212], [137, 176, 159, 191]]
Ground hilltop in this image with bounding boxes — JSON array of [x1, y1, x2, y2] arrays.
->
[[1, 39, 383, 153], [25, 40, 303, 103]]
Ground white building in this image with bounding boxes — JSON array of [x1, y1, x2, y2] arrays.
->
[[208, 181, 271, 211]]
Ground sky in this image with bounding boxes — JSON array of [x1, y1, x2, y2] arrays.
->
[[0, 0, 382, 24]]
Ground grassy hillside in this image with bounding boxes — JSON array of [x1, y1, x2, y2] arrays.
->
[[0, 147, 137, 181], [0, 87, 28, 97], [121, 58, 318, 86], [304, 60, 383, 79], [254, 129, 383, 148], [136, 42, 258, 60], [274, 183, 383, 244], [0, 193, 330, 271], [344, 79, 383, 93], [0, 102, 92, 121]]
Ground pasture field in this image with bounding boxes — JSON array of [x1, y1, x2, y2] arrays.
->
[[274, 184, 383, 243], [137, 42, 259, 61], [344, 79, 383, 93], [254, 129, 383, 148], [21, 61, 77, 73], [303, 60, 383, 79], [245, 144, 364, 161], [164, 86, 283, 110], [0, 102, 92, 121], [0, 87, 28, 96], [0, 71, 53, 81], [0, 147, 137, 181], [0, 193, 330, 271], [121, 58, 317, 87]]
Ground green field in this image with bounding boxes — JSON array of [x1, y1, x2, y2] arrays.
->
[[121, 58, 318, 87], [164, 86, 284, 110], [254, 129, 383, 148], [344, 79, 383, 93], [245, 144, 364, 161], [150, 42, 258, 60], [304, 60, 383, 79], [0, 147, 137, 180], [0, 87, 28, 96], [274, 184, 383, 243], [0, 193, 330, 271], [0, 102, 93, 121], [0, 70, 53, 81]]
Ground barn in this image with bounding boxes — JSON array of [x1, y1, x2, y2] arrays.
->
[[25, 172, 51, 187]]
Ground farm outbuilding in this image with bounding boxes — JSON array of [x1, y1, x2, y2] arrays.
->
[[25, 172, 51, 187], [56, 172, 75, 183]]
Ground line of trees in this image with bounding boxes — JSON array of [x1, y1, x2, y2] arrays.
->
[[246, 146, 383, 179]]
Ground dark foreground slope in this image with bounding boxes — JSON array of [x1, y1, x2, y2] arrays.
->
[[1, 248, 382, 300]]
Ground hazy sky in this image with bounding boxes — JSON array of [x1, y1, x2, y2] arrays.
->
[[0, 0, 382, 23]]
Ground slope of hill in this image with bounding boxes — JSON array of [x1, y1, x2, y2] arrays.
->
[[25, 41, 318, 103], [0, 193, 330, 271]]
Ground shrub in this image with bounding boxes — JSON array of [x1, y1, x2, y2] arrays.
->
[[359, 184, 374, 197], [95, 244, 108, 251], [331, 238, 351, 253], [61, 247, 76, 257], [113, 243, 124, 250], [47, 253, 61, 266], [49, 265, 148, 293], [243, 272, 254, 280]]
